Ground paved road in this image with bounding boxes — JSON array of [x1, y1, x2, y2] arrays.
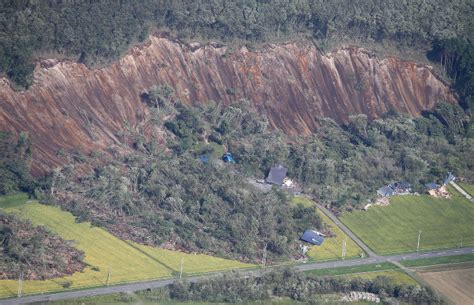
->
[[2, 247, 473, 305], [315, 203, 377, 257]]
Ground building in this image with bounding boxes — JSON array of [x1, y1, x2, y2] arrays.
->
[[222, 152, 235, 163], [377, 181, 411, 197], [266, 164, 288, 185], [300, 230, 325, 246], [377, 186, 395, 197]]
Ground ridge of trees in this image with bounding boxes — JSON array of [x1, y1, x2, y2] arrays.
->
[[1, 0, 472, 87]]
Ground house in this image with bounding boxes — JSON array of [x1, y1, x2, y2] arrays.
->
[[300, 230, 325, 246], [392, 181, 411, 194], [266, 164, 288, 185], [222, 152, 235, 163], [377, 181, 411, 197], [377, 186, 394, 197]]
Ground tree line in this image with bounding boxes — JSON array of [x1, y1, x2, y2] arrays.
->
[[1, 0, 472, 87]]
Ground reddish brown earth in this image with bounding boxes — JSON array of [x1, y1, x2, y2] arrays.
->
[[0, 35, 456, 174]]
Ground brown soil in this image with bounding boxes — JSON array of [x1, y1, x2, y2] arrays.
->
[[0, 35, 456, 175], [417, 264, 474, 305]]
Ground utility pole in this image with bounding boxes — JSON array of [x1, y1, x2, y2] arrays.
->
[[179, 257, 184, 279], [106, 266, 112, 286], [262, 243, 268, 268], [416, 230, 422, 252], [17, 271, 23, 298], [342, 237, 347, 260]]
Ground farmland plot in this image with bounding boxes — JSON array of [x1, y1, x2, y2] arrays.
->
[[0, 195, 253, 298], [340, 187, 474, 254]]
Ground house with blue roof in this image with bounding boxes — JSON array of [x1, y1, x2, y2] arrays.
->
[[300, 230, 325, 246]]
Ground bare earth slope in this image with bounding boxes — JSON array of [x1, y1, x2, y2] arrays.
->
[[0, 36, 455, 174]]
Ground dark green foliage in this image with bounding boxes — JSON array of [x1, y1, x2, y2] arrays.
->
[[1, 0, 471, 87], [429, 38, 474, 111], [0, 212, 85, 280], [0, 132, 33, 195], [161, 269, 442, 304]]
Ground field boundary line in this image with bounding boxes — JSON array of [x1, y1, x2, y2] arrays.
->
[[121, 240, 176, 273], [314, 202, 377, 257]]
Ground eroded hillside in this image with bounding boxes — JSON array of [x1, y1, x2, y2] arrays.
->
[[0, 36, 455, 174]]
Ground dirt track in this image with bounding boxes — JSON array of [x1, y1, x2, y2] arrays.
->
[[417, 263, 474, 305]]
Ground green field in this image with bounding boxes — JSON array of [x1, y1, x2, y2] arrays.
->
[[458, 183, 474, 196], [292, 197, 364, 261], [401, 254, 474, 267], [306, 262, 397, 276], [306, 262, 416, 286], [344, 270, 417, 285], [0, 194, 253, 298], [340, 187, 474, 255]]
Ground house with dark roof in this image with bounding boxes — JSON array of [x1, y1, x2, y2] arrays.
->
[[377, 186, 394, 197], [300, 230, 325, 246], [265, 164, 288, 185], [377, 181, 411, 197]]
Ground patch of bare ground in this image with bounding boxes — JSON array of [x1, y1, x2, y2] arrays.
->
[[417, 263, 474, 305]]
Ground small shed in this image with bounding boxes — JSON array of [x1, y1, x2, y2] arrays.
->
[[266, 164, 288, 185], [300, 230, 325, 246], [222, 152, 235, 164]]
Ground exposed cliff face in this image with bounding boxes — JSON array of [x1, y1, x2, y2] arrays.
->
[[0, 36, 456, 174]]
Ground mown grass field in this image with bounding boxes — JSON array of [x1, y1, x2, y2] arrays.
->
[[401, 253, 474, 267], [0, 194, 253, 298], [292, 197, 364, 261], [344, 270, 417, 286], [307, 262, 416, 286], [339, 186, 474, 255], [458, 183, 474, 196]]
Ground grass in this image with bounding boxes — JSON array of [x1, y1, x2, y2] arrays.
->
[[292, 197, 364, 261], [133, 243, 253, 275], [339, 186, 474, 255], [306, 262, 397, 276], [345, 270, 417, 286], [458, 183, 474, 196], [0, 194, 253, 299], [401, 254, 474, 267], [306, 262, 416, 286]]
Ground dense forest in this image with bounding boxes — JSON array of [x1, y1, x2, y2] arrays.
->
[[0, 212, 85, 280], [36, 89, 472, 261], [1, 0, 472, 87]]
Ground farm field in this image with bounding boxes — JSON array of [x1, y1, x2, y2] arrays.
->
[[292, 197, 364, 261], [401, 253, 474, 267], [339, 187, 474, 254], [416, 262, 474, 305], [306, 262, 397, 276], [458, 183, 474, 196], [0, 194, 253, 299], [344, 270, 417, 286]]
